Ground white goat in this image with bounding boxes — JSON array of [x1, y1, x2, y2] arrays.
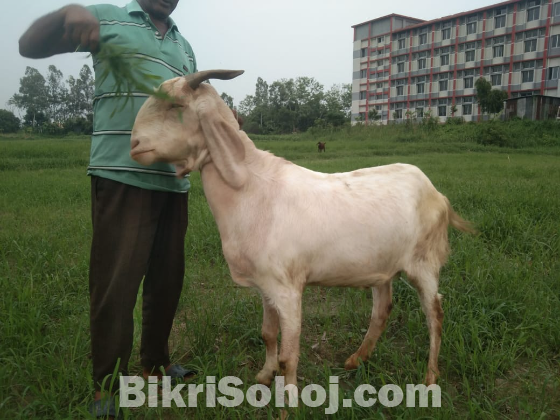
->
[[130, 70, 474, 388]]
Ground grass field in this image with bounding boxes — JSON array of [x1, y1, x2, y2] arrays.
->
[[1, 125, 559, 419]]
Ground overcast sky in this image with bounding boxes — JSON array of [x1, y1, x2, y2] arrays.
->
[[2, 0, 496, 113]]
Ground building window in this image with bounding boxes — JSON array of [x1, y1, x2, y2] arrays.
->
[[417, 82, 425, 93], [493, 45, 505, 57], [462, 104, 472, 115], [464, 76, 474, 88], [397, 62, 405, 73], [495, 7, 507, 28], [377, 83, 383, 89], [394, 109, 403, 119], [360, 69, 367, 78], [548, 66, 559, 80], [418, 58, 426, 69], [551, 34, 560, 49], [440, 54, 450, 66], [361, 48, 367, 58], [396, 85, 404, 95], [522, 69, 534, 83], [495, 15, 506, 28], [438, 105, 447, 117], [439, 79, 449, 91], [398, 38, 406, 49], [466, 49, 475, 61], [491, 73, 502, 86], [419, 33, 428, 45], [525, 38, 537, 52], [527, 0, 540, 21], [416, 107, 424, 118], [554, 2, 560, 16], [441, 22, 452, 40], [360, 91, 367, 100], [467, 16, 477, 35], [378, 36, 384, 43]]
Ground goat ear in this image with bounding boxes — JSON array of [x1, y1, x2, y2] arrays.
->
[[198, 104, 247, 189]]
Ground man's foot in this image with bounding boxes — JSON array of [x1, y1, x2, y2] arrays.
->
[[143, 364, 197, 384], [89, 391, 118, 419]]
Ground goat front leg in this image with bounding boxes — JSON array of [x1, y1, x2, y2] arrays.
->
[[256, 294, 279, 386], [268, 286, 303, 388]]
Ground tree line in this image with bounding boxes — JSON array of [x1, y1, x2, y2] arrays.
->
[[3, 65, 95, 135], [1, 65, 352, 136]]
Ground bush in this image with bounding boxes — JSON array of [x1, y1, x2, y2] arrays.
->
[[446, 116, 465, 125], [475, 123, 508, 147], [63, 116, 93, 135], [0, 109, 20, 133]]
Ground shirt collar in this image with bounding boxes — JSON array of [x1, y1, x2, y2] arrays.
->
[[125, 0, 179, 32]]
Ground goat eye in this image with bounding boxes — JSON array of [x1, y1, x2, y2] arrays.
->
[[171, 103, 182, 108]]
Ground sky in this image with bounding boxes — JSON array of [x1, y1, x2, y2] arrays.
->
[[2, 0, 497, 113]]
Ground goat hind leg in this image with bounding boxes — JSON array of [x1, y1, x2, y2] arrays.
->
[[256, 294, 280, 386], [410, 273, 443, 385], [345, 282, 393, 370]]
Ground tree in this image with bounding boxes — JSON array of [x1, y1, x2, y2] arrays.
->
[[367, 108, 381, 125], [46, 65, 68, 123], [238, 78, 350, 134], [220, 92, 234, 108], [253, 77, 269, 129], [0, 109, 20, 133], [238, 95, 255, 116], [475, 77, 508, 117], [8, 66, 48, 127], [78, 65, 94, 116]]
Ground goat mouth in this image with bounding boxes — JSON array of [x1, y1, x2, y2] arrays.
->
[[130, 149, 155, 158]]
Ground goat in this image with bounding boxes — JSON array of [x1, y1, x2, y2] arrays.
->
[[317, 141, 326, 152], [130, 70, 475, 389]]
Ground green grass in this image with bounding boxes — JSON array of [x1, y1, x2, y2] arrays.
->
[[0, 127, 559, 419]]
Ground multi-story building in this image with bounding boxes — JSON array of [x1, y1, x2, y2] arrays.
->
[[351, 0, 560, 124]]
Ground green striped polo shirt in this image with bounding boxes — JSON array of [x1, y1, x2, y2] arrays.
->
[[85, 0, 197, 192]]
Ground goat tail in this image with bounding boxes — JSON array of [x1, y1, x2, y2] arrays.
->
[[445, 196, 477, 234]]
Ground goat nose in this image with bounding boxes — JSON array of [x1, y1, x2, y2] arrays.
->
[[131, 137, 140, 150]]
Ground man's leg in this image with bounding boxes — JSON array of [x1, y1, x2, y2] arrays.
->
[[89, 177, 161, 392], [140, 191, 189, 373]]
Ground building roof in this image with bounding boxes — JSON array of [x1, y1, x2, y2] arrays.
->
[[351, 13, 425, 29], [352, 0, 520, 33]]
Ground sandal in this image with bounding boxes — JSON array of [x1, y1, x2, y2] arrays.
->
[[166, 364, 197, 385], [89, 395, 120, 419]]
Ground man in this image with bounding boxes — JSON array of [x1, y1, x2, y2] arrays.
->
[[19, 1, 196, 417]]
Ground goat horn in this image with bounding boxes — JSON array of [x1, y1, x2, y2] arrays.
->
[[184, 70, 244, 90]]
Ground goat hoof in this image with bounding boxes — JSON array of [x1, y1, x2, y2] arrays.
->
[[424, 371, 439, 386], [256, 371, 274, 387], [344, 355, 360, 370]]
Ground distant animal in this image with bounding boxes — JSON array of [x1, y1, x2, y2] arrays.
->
[[317, 141, 326, 152], [130, 69, 476, 390], [231, 109, 244, 129]]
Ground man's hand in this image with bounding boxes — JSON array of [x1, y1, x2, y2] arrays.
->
[[62, 5, 100, 53], [19, 4, 100, 58]]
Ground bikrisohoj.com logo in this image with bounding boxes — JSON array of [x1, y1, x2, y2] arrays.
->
[[120, 375, 441, 414]]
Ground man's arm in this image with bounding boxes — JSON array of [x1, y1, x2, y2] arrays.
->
[[19, 4, 100, 58]]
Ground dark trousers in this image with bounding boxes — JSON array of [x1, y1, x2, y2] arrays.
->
[[89, 176, 188, 392]]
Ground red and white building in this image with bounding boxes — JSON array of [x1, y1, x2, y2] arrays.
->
[[352, 0, 560, 123]]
